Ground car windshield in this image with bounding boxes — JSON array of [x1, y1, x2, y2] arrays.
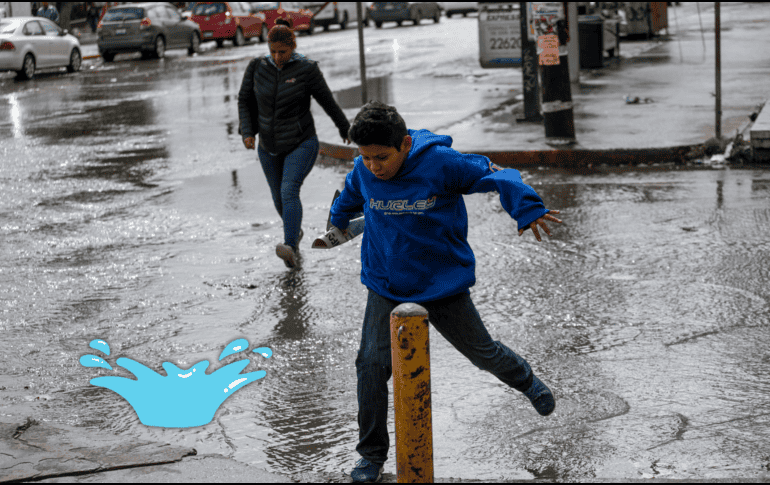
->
[[103, 8, 145, 22], [192, 3, 226, 15], [0, 20, 20, 34], [252, 2, 279, 11]]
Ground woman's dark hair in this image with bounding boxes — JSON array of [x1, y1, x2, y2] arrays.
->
[[267, 24, 296, 49], [274, 17, 293, 29], [348, 101, 408, 149]]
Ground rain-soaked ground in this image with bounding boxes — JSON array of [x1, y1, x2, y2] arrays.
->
[[2, 16, 770, 482]]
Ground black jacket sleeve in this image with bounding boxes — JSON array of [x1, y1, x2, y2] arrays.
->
[[238, 58, 259, 140], [307, 62, 351, 140]]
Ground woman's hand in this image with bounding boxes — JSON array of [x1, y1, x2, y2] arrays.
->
[[518, 210, 562, 242], [243, 137, 256, 150]]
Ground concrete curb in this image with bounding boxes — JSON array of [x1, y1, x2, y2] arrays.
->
[[318, 141, 699, 170]]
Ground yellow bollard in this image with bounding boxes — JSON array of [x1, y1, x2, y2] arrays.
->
[[390, 303, 434, 483]]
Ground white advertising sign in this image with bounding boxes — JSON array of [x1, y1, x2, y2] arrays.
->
[[478, 4, 522, 68]]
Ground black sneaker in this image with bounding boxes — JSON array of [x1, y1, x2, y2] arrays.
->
[[523, 375, 555, 416], [351, 458, 383, 483]]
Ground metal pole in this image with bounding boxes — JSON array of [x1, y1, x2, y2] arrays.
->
[[715, 1, 721, 140], [518, 2, 542, 122], [356, 2, 368, 105], [540, 4, 576, 143], [390, 303, 433, 484]]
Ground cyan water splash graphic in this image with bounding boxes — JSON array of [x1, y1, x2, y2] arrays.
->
[[80, 339, 272, 428], [219, 338, 249, 361], [253, 347, 272, 359], [80, 354, 113, 370], [89, 339, 110, 355]]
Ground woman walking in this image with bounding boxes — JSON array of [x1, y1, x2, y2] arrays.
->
[[238, 24, 351, 268]]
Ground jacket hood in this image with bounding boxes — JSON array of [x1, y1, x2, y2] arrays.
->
[[396, 129, 453, 178]]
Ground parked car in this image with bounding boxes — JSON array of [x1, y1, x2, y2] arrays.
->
[[250, 2, 314, 34], [369, 2, 440, 28], [97, 3, 201, 62], [297, 2, 367, 30], [189, 2, 265, 47], [439, 2, 477, 18], [0, 17, 82, 80]]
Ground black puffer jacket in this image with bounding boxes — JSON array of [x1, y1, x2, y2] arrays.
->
[[238, 54, 350, 155]]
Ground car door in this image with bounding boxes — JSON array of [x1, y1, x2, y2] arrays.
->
[[163, 5, 188, 48], [231, 2, 251, 37], [39, 18, 67, 67], [21, 20, 49, 67]]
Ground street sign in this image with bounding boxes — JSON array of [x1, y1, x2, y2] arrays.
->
[[478, 3, 522, 68]]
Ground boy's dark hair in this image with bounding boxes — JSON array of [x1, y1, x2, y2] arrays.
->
[[348, 101, 408, 149]]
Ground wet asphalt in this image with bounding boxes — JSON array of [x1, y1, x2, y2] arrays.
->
[[2, 5, 770, 483]]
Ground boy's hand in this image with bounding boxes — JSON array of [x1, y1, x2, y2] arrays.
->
[[519, 210, 562, 242]]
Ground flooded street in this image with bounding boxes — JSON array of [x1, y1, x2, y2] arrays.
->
[[2, 14, 770, 482]]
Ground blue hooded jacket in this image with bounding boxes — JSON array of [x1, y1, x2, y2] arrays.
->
[[330, 129, 549, 303]]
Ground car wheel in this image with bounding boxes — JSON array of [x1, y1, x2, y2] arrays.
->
[[413, 10, 421, 25], [375, 20, 382, 28], [188, 31, 200, 55], [16, 54, 35, 80], [153, 36, 165, 59], [259, 24, 268, 42], [66, 48, 82, 72], [396, 20, 402, 26], [434, 10, 440, 23], [306, 19, 314, 35], [233, 27, 244, 46], [340, 11, 348, 30], [101, 51, 115, 62]]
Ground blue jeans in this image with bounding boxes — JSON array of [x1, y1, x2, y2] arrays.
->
[[356, 290, 534, 465], [257, 134, 319, 248]]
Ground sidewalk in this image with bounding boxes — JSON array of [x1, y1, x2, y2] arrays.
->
[[317, 2, 769, 169]]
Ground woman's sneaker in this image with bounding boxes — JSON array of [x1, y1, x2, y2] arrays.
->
[[275, 229, 303, 268], [351, 458, 383, 483], [275, 244, 298, 268], [523, 375, 555, 416]]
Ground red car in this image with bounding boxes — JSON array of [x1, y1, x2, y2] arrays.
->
[[251, 2, 315, 34], [189, 2, 266, 47]]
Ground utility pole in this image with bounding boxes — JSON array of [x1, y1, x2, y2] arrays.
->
[[535, 2, 575, 144], [714, 2, 721, 140], [518, 2, 542, 122], [356, 2, 368, 106]]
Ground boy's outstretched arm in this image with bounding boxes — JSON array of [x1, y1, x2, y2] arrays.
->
[[450, 153, 562, 239]]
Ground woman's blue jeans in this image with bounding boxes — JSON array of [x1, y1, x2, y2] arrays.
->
[[356, 290, 534, 465], [257, 134, 319, 248]]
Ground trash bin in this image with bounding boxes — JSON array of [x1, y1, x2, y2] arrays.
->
[[578, 15, 604, 69]]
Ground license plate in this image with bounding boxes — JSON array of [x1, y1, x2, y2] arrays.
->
[[115, 28, 126, 34], [204, 31, 213, 37], [385, 5, 393, 8]]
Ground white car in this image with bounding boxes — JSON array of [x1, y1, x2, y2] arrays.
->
[[0, 16, 82, 80]]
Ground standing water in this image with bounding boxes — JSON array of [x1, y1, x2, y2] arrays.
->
[[1, 55, 770, 481]]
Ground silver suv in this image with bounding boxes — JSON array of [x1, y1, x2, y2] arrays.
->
[[97, 2, 201, 62]]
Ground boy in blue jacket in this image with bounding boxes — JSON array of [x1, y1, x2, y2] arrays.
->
[[331, 102, 561, 483]]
